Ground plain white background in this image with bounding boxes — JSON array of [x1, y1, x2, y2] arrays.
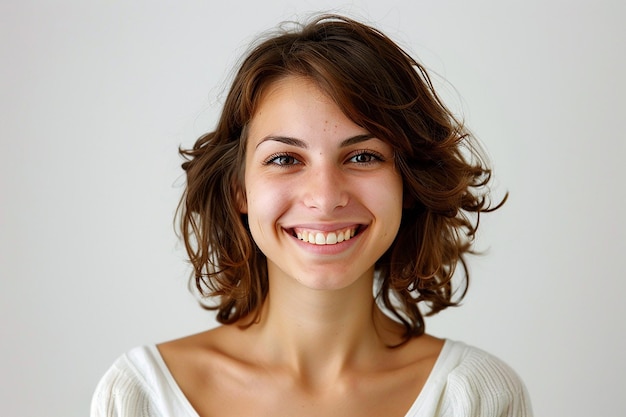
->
[[1, 0, 624, 416]]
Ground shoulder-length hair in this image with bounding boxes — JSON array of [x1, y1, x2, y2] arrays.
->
[[178, 14, 505, 340]]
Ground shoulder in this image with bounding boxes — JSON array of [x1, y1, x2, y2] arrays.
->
[[91, 346, 197, 417], [157, 325, 251, 370], [91, 346, 158, 417], [436, 340, 533, 417]]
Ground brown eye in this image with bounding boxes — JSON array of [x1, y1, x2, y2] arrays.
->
[[265, 153, 301, 166], [352, 153, 373, 163], [348, 151, 384, 164]]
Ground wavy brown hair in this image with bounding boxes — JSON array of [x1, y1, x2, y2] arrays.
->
[[178, 14, 506, 339]]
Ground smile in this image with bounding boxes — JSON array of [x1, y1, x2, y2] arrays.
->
[[292, 226, 360, 246]]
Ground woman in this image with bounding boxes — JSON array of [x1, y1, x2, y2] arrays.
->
[[92, 14, 532, 417]]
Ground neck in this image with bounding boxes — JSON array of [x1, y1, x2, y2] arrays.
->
[[246, 262, 400, 385]]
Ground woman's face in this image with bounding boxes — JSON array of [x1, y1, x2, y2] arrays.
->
[[241, 76, 403, 291]]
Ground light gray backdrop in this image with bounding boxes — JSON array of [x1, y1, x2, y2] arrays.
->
[[2, 1, 624, 416]]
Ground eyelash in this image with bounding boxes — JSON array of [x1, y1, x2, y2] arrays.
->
[[348, 150, 386, 165], [263, 153, 301, 167], [262, 150, 386, 167]]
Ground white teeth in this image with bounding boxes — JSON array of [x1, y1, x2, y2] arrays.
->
[[295, 228, 357, 245]]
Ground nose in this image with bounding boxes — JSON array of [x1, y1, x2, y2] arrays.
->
[[302, 165, 349, 212]]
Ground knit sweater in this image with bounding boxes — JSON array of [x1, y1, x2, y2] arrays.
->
[[91, 339, 532, 416]]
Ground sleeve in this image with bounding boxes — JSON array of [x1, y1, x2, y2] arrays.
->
[[438, 348, 533, 417], [90, 356, 162, 417]]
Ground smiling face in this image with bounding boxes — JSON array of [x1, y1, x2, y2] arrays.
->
[[241, 76, 403, 291]]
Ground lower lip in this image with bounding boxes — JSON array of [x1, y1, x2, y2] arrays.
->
[[286, 229, 363, 255]]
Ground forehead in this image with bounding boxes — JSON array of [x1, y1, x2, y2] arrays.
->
[[252, 76, 330, 117], [247, 76, 368, 143]]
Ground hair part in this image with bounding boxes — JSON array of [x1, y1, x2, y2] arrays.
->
[[177, 14, 506, 340]]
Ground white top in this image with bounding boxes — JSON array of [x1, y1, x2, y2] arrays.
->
[[91, 339, 532, 417]]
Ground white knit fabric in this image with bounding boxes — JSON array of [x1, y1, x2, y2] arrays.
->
[[404, 340, 532, 416], [91, 340, 532, 417]]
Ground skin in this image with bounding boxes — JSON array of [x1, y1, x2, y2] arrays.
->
[[158, 76, 444, 417]]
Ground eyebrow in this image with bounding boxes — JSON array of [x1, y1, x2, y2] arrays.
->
[[255, 133, 376, 149]]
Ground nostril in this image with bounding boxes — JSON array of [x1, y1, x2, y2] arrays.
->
[[301, 172, 349, 211]]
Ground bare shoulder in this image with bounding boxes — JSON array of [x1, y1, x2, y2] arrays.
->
[[380, 333, 445, 386], [157, 325, 262, 414], [157, 325, 251, 377], [158, 325, 239, 354], [377, 332, 445, 374], [401, 333, 445, 362]]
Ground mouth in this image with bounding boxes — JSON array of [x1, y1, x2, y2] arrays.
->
[[290, 225, 363, 246]]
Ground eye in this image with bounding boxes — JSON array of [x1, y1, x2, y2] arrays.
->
[[264, 153, 301, 166], [348, 151, 385, 164]]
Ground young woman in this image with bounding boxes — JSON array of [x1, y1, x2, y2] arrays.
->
[[92, 14, 532, 417]]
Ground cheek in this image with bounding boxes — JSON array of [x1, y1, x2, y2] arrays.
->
[[244, 179, 294, 255], [245, 177, 293, 225], [363, 173, 403, 207], [365, 173, 404, 232]]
